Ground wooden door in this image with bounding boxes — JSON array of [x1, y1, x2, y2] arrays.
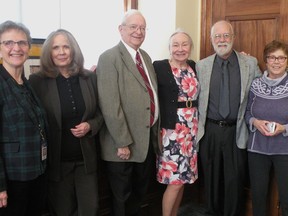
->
[[200, 0, 288, 215], [200, 0, 288, 71]]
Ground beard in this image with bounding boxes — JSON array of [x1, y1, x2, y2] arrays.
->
[[212, 42, 233, 58]]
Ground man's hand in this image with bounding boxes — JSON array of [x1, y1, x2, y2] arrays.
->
[[117, 147, 130, 160], [0, 191, 8, 208]]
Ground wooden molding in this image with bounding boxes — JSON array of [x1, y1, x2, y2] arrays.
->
[[124, 0, 138, 11]]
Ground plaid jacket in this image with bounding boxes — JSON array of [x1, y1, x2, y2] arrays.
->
[[0, 65, 47, 191]]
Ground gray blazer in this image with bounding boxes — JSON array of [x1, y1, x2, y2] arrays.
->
[[96, 41, 160, 162], [29, 71, 103, 181], [196, 51, 262, 150]]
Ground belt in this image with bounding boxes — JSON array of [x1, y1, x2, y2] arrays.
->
[[206, 118, 236, 127], [177, 100, 198, 108]]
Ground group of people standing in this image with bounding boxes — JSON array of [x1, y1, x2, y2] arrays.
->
[[0, 21, 102, 216], [0, 8, 287, 216]]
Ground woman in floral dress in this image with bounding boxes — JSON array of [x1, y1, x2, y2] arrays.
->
[[153, 29, 199, 216]]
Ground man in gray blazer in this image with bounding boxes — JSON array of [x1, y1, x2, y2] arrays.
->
[[96, 9, 160, 216], [196, 20, 261, 216]]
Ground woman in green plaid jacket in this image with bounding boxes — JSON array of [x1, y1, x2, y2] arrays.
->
[[0, 21, 48, 216]]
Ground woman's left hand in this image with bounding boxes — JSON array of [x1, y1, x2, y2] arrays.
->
[[266, 122, 285, 136], [71, 122, 91, 138]]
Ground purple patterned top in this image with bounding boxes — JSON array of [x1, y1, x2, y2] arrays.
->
[[245, 71, 288, 155]]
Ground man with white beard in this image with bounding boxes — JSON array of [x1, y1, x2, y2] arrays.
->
[[196, 20, 261, 216]]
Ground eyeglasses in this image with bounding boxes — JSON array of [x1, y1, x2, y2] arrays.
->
[[0, 40, 29, 49], [123, 24, 146, 33], [212, 33, 233, 40], [266, 55, 288, 63]]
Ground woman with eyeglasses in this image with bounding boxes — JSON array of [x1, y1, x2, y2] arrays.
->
[[245, 40, 288, 216], [0, 20, 48, 215]]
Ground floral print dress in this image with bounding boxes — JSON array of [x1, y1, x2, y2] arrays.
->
[[156, 65, 199, 184]]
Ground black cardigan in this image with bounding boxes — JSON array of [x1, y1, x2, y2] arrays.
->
[[153, 59, 197, 129]]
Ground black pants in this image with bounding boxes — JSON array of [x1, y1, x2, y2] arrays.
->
[[48, 161, 98, 216], [199, 121, 247, 216], [0, 174, 47, 216], [105, 143, 155, 216], [248, 152, 288, 216]]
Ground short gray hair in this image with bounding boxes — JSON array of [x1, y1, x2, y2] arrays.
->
[[121, 9, 145, 25], [0, 20, 32, 48], [169, 28, 194, 50], [210, 20, 234, 37]]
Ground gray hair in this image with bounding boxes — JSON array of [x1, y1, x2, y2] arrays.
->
[[210, 20, 234, 37], [169, 28, 194, 50], [40, 29, 84, 78], [0, 20, 32, 48], [121, 9, 145, 25]]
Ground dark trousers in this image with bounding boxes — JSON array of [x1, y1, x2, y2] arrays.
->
[[248, 152, 288, 216], [48, 161, 98, 216], [105, 143, 154, 216], [199, 121, 247, 216], [0, 174, 47, 216]]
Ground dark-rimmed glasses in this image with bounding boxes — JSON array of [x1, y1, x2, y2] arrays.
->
[[0, 40, 29, 49], [266, 55, 287, 63]]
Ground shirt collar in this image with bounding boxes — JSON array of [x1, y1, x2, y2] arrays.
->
[[216, 50, 237, 67], [57, 73, 79, 83], [121, 39, 140, 62], [263, 70, 288, 86]]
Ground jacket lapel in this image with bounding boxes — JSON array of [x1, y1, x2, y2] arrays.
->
[[8, 79, 39, 126], [79, 76, 91, 121], [236, 52, 250, 104], [47, 79, 62, 129], [201, 54, 215, 104], [142, 50, 157, 90], [118, 42, 148, 89]]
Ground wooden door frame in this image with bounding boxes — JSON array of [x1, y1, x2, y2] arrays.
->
[[200, 0, 213, 59], [124, 0, 138, 11], [200, 0, 288, 59]]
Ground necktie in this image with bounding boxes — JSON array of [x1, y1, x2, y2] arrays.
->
[[219, 60, 230, 119], [136, 51, 155, 126]]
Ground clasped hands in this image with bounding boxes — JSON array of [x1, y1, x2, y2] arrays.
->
[[117, 146, 130, 160], [253, 119, 285, 136], [70, 122, 91, 138]]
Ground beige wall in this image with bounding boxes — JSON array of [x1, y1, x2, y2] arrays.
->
[[176, 0, 201, 61], [139, 0, 201, 62], [1, 1, 201, 67]]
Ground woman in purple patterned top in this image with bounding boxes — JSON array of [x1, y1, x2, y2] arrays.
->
[[245, 40, 288, 216]]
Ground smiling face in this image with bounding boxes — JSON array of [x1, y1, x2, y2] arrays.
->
[[119, 13, 146, 50], [169, 32, 192, 64], [211, 21, 235, 59], [0, 29, 30, 70], [266, 49, 288, 79], [51, 34, 72, 76]]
